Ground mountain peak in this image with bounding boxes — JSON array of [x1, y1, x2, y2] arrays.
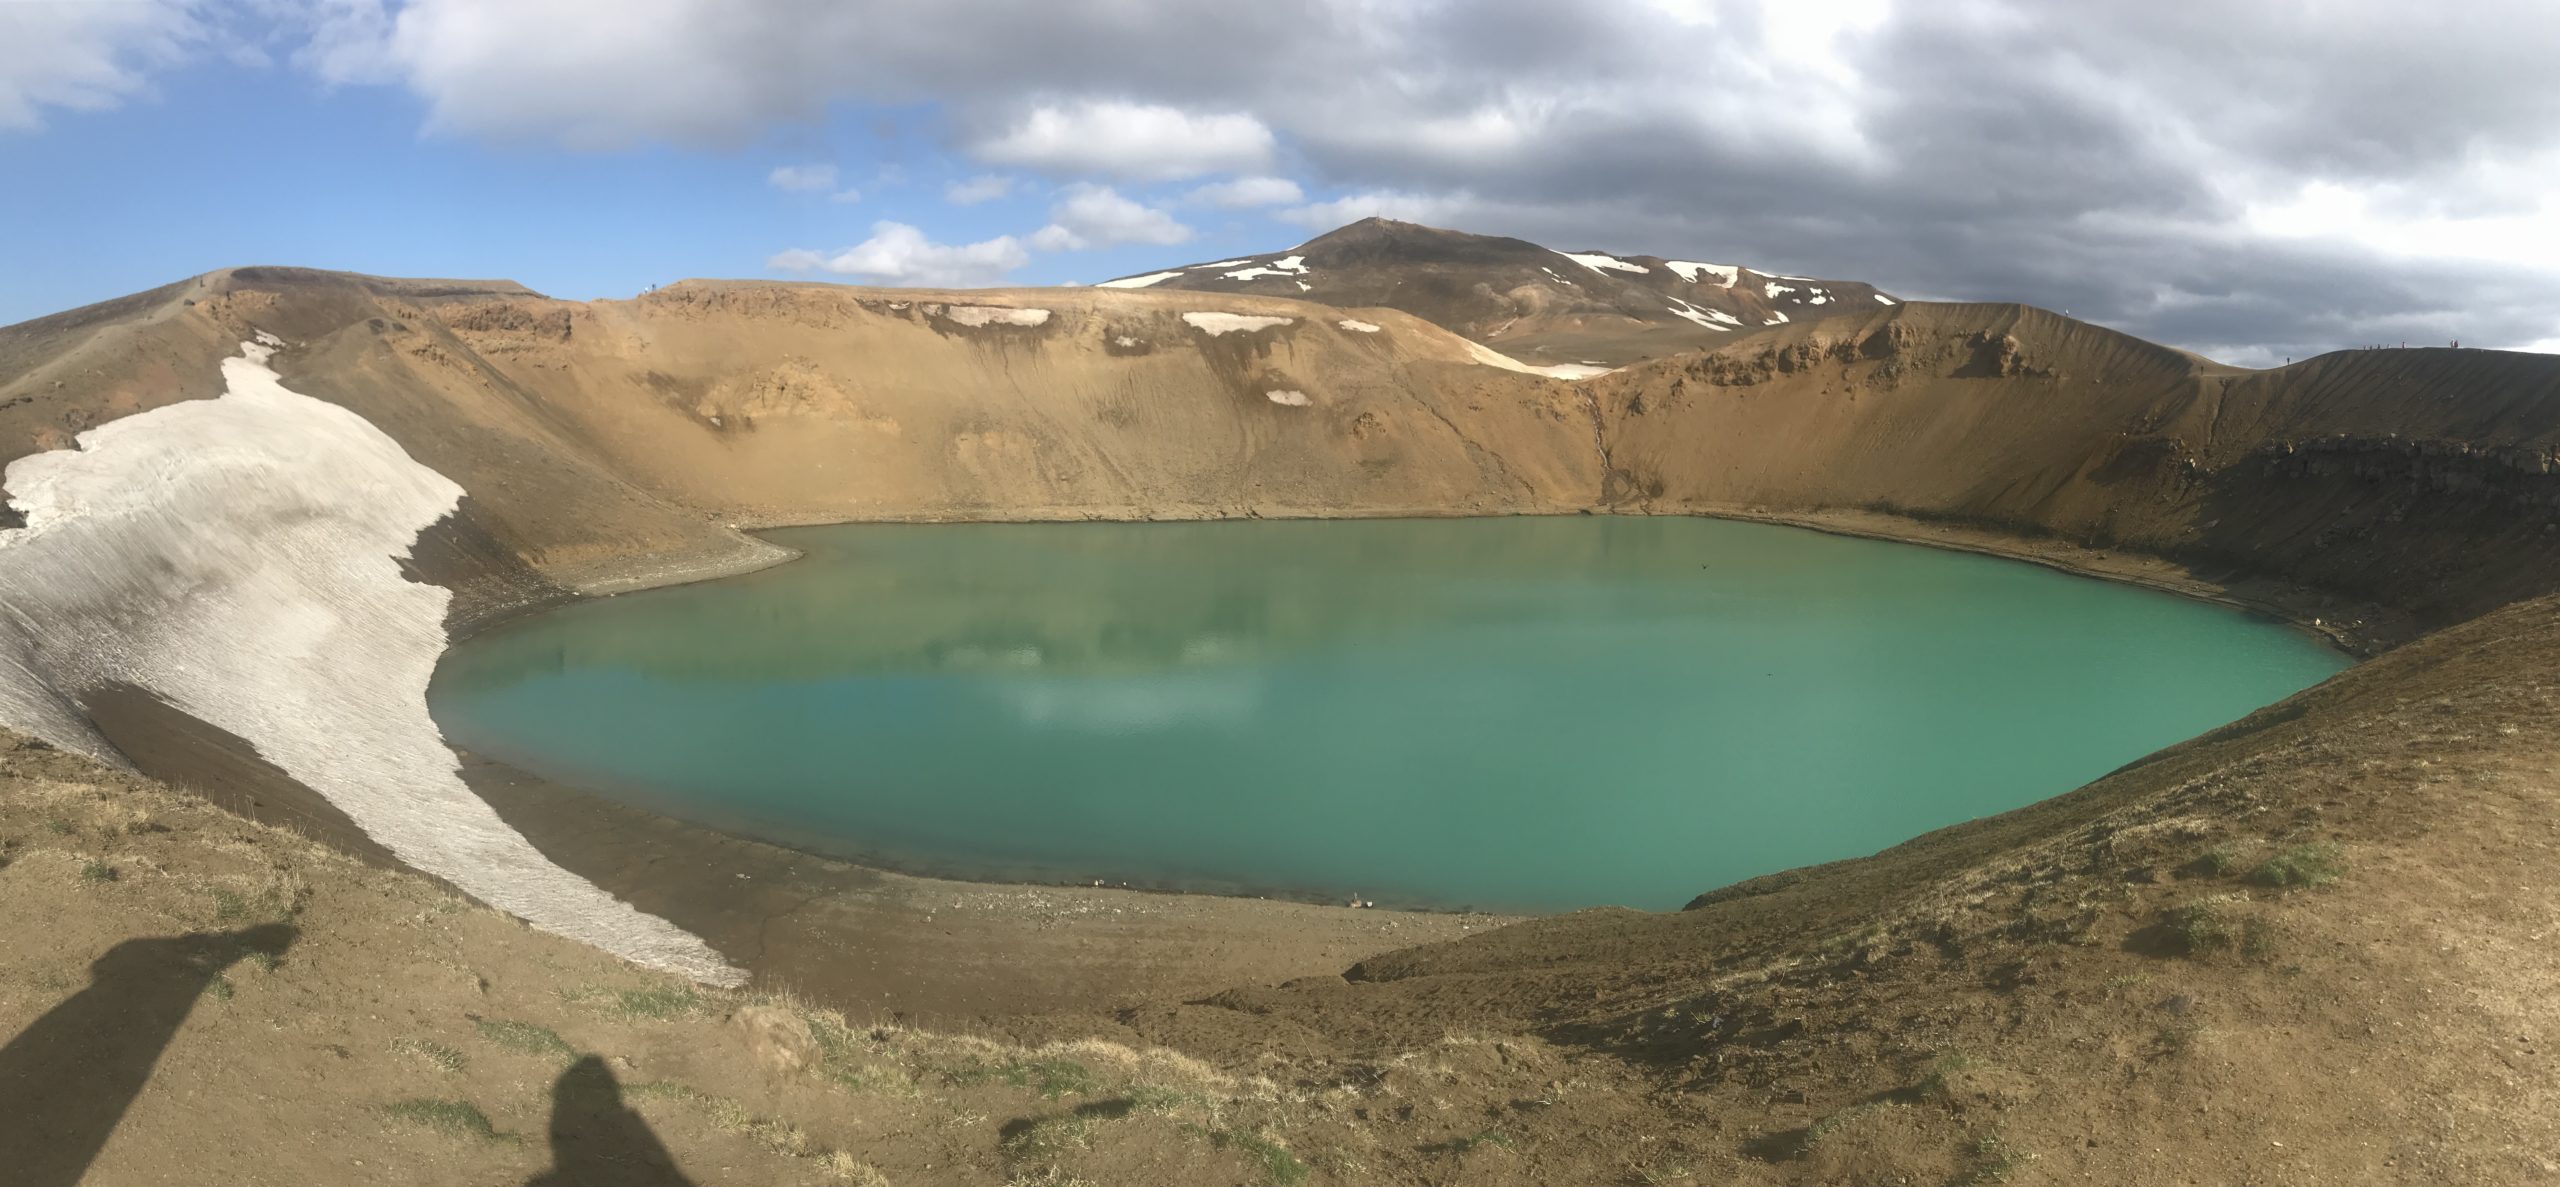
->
[[1100, 222, 1894, 367]]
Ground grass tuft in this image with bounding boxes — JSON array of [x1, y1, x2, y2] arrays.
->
[[382, 1098, 509, 1142], [1212, 1130, 1309, 1186], [2164, 899, 2236, 955], [564, 982, 706, 1020], [471, 1018, 572, 1059], [392, 1037, 468, 1073], [2250, 842, 2345, 890], [79, 860, 115, 883]]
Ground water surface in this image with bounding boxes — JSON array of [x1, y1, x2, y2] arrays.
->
[[430, 518, 2348, 911]]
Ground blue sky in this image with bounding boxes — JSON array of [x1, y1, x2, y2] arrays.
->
[[5, 0, 2559, 364], [0, 54, 1312, 325]]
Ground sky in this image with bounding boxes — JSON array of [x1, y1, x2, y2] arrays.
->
[[5, 0, 2560, 366]]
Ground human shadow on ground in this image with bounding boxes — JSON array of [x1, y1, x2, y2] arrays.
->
[[526, 1055, 696, 1187], [0, 923, 297, 1187]]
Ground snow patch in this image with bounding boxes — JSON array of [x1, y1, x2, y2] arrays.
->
[[0, 341, 741, 985], [943, 305, 1051, 327], [1765, 283, 1798, 298], [1462, 339, 1616, 380], [1096, 271, 1182, 289], [1764, 311, 1791, 325], [1266, 390, 1311, 406], [1664, 298, 1741, 330], [1222, 254, 1313, 282], [1874, 293, 1897, 305], [1113, 335, 1142, 347], [1665, 261, 1739, 286], [1191, 259, 1252, 269], [1182, 312, 1294, 335], [1337, 319, 1382, 333], [1558, 250, 1648, 275]]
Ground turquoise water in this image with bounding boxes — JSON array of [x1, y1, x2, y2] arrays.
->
[[428, 518, 2349, 912]]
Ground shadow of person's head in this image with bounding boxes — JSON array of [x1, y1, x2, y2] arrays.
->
[[532, 1055, 694, 1187]]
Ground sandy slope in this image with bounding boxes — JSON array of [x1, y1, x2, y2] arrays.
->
[[6, 265, 2560, 1181]]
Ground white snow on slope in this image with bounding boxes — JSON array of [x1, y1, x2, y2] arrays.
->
[[1875, 293, 1898, 305], [0, 340, 741, 985], [1766, 283, 1798, 298], [1665, 261, 1739, 286], [1182, 312, 1295, 335], [1337, 319, 1382, 333], [1223, 254, 1311, 281], [1558, 250, 1648, 275], [942, 305, 1052, 326], [1462, 339, 1616, 380], [1764, 311, 1791, 325], [1266, 390, 1311, 406], [1665, 297, 1742, 330], [1097, 271, 1182, 289], [1191, 259, 1251, 269]]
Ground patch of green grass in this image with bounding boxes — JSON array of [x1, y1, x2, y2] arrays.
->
[[1958, 1131, 2032, 1183], [1212, 1130, 1309, 1186], [392, 1037, 467, 1073], [1448, 1129, 1516, 1153], [382, 1098, 509, 1142], [1916, 1051, 1978, 1100], [1123, 1084, 1201, 1115], [1797, 1101, 1889, 1154], [564, 983, 705, 1020], [1012, 1058, 1100, 1099], [2250, 842, 2345, 890], [2198, 844, 2247, 876], [79, 861, 115, 883], [471, 1018, 572, 1059], [44, 817, 74, 836], [2165, 899, 2236, 956], [205, 976, 234, 1002], [828, 1062, 921, 1097]]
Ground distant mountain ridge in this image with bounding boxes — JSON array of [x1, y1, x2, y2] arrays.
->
[[1098, 217, 1896, 366]]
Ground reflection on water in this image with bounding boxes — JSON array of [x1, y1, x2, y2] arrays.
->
[[431, 518, 2351, 911]]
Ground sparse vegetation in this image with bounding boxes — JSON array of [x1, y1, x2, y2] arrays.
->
[[1002, 1114, 1099, 1162], [2251, 842, 2346, 889], [392, 1037, 467, 1073], [563, 981, 705, 1019], [1917, 1051, 1978, 1099], [1959, 1131, 2032, 1183], [817, 1150, 891, 1185], [628, 1082, 817, 1157], [1797, 1101, 1892, 1154], [381, 1098, 507, 1142], [470, 1017, 572, 1058], [2164, 898, 2237, 955], [79, 860, 115, 882], [1212, 1129, 1309, 1186]]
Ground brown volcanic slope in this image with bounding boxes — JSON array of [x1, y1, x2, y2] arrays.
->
[[6, 267, 2560, 1183], [1100, 217, 1896, 368]]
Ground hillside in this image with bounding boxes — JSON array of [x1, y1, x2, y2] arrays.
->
[[1097, 217, 1897, 369], [6, 265, 2560, 1181]]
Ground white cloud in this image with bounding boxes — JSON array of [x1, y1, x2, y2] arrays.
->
[[767, 163, 837, 191], [768, 221, 1029, 287], [1028, 184, 1193, 252], [945, 174, 1014, 204], [0, 0, 205, 131], [1186, 175, 1304, 208], [973, 100, 1273, 181]]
